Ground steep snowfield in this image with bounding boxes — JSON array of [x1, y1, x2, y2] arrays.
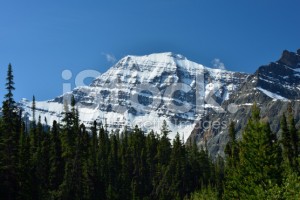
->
[[256, 87, 289, 101]]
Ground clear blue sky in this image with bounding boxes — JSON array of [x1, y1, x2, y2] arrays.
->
[[1, 0, 300, 101]]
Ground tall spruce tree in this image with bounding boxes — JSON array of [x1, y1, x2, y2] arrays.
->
[[49, 120, 64, 197], [224, 121, 239, 167], [60, 96, 79, 199], [167, 133, 187, 199], [281, 114, 294, 169], [224, 103, 283, 198], [88, 121, 100, 200], [29, 96, 38, 161], [0, 63, 20, 199], [35, 121, 50, 198], [224, 121, 240, 199], [154, 121, 172, 198], [98, 125, 109, 199], [71, 123, 89, 199], [287, 104, 299, 171], [18, 122, 31, 199]]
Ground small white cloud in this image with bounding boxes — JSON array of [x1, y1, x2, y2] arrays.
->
[[102, 53, 116, 63], [212, 58, 225, 70]]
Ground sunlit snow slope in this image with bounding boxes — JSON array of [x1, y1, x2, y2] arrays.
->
[[20, 52, 247, 140]]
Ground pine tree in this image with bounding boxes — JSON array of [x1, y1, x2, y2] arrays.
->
[[287, 104, 299, 172], [88, 121, 100, 200], [32, 95, 36, 122], [0, 63, 20, 200], [224, 121, 239, 167], [49, 120, 64, 197], [281, 114, 294, 168], [145, 130, 158, 199], [186, 141, 202, 193], [35, 123, 50, 198], [224, 121, 240, 198], [71, 124, 89, 199], [224, 104, 283, 198], [154, 121, 171, 198], [167, 133, 187, 199], [106, 133, 120, 200], [98, 125, 109, 200], [214, 155, 225, 199], [198, 146, 212, 187], [157, 120, 171, 165], [29, 96, 38, 162], [263, 122, 283, 184], [4, 63, 16, 107], [60, 96, 81, 199], [18, 122, 32, 199], [118, 129, 134, 200], [128, 126, 148, 200], [28, 116, 50, 199]]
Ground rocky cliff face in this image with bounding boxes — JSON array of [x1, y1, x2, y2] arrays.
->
[[188, 49, 300, 157]]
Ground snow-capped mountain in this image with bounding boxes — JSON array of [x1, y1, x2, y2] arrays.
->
[[19, 49, 300, 156], [20, 52, 247, 141]]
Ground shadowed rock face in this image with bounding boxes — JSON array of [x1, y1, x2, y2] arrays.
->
[[256, 50, 300, 99], [188, 49, 300, 158], [279, 50, 300, 68]]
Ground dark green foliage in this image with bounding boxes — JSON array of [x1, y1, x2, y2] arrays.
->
[[87, 121, 100, 200], [18, 122, 31, 199], [4, 63, 15, 106], [224, 121, 239, 168], [0, 104, 217, 200], [222, 103, 299, 199], [49, 120, 64, 196], [281, 114, 294, 168], [287, 104, 300, 172], [0, 64, 20, 200]]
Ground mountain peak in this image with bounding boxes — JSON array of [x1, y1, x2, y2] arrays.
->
[[278, 49, 300, 68], [112, 52, 201, 74], [124, 52, 186, 62]]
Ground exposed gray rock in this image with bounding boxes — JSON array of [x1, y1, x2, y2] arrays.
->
[[188, 49, 300, 158]]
